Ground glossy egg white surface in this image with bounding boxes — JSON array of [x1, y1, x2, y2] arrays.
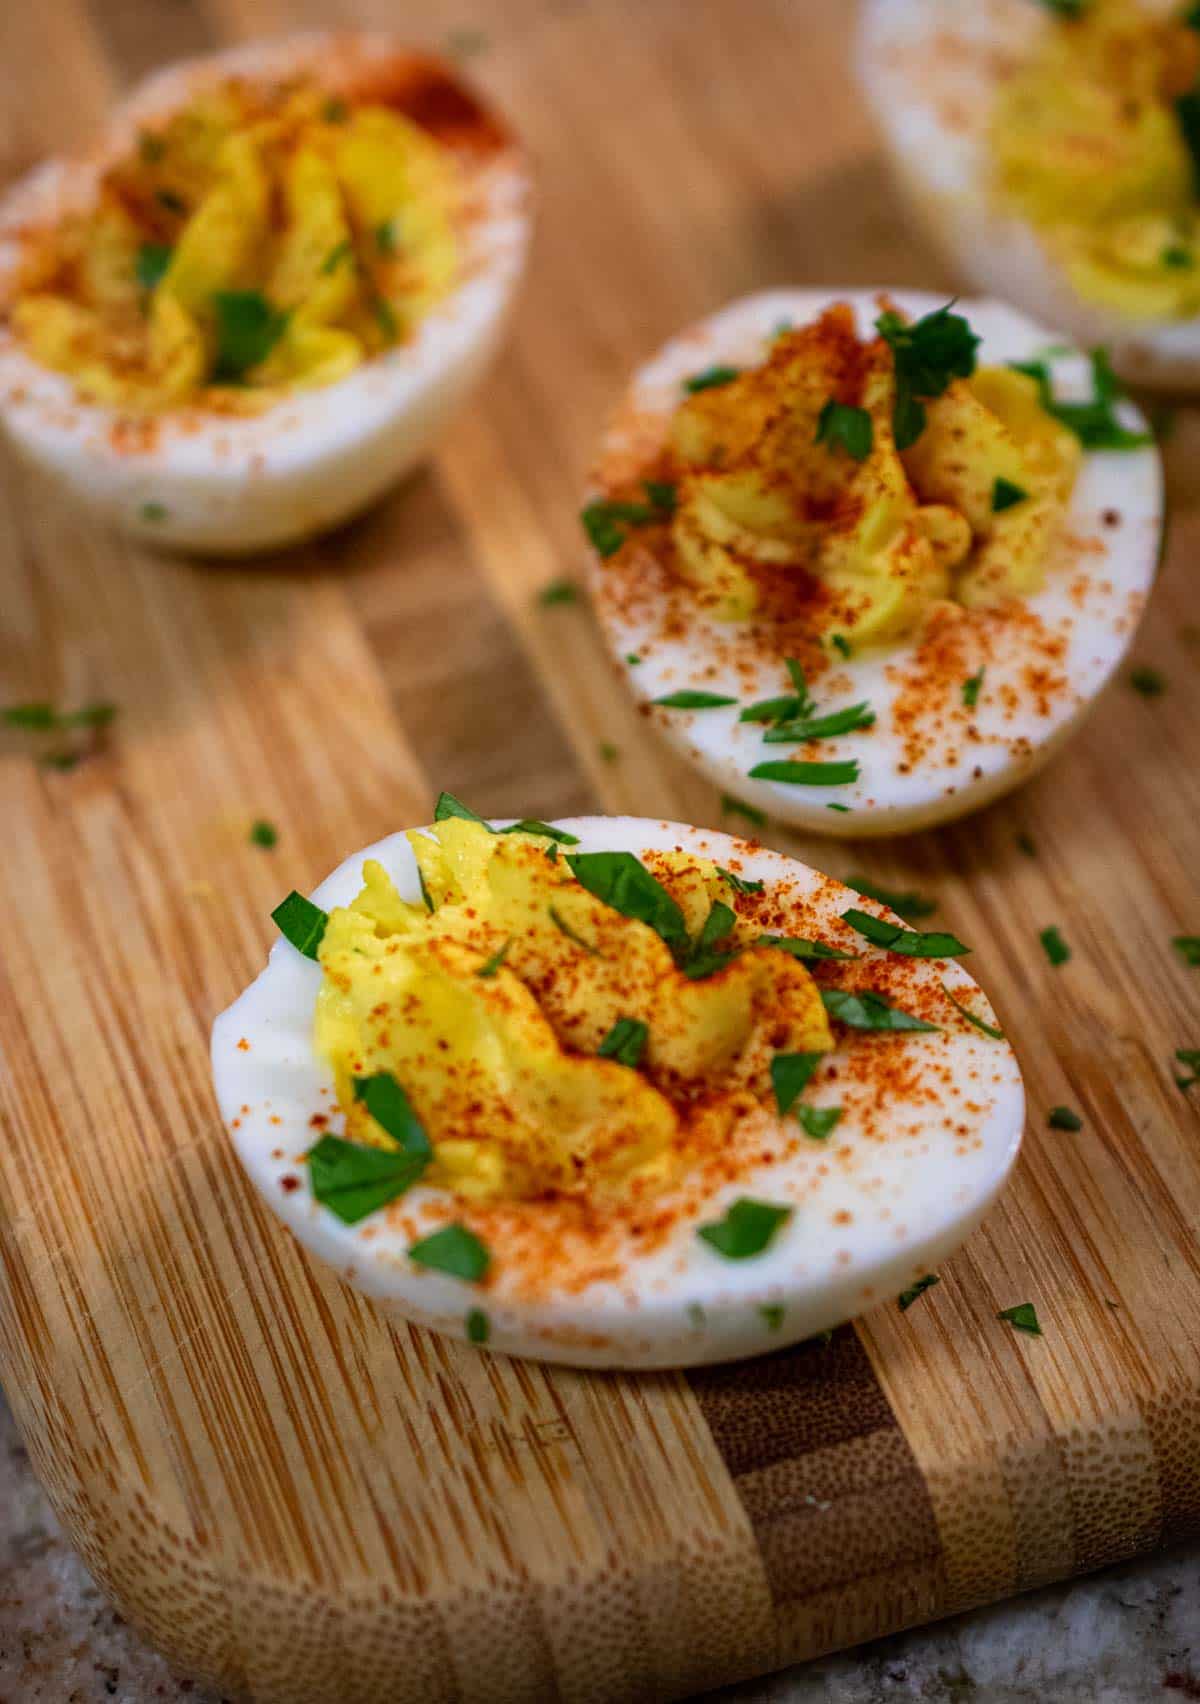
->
[[211, 816, 1025, 1370], [586, 289, 1162, 838], [857, 0, 1200, 390], [0, 35, 532, 554]]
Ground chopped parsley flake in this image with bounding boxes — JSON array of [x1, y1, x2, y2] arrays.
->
[[846, 877, 936, 920], [841, 907, 969, 958], [761, 703, 876, 744], [249, 818, 278, 848], [352, 1073, 433, 1158], [821, 988, 939, 1032], [797, 1104, 842, 1140], [1175, 1049, 1200, 1092], [548, 906, 602, 956], [998, 1302, 1042, 1337], [2, 701, 116, 731], [307, 1135, 426, 1225], [684, 364, 740, 394], [320, 238, 353, 276], [1008, 348, 1151, 451], [465, 1307, 490, 1344], [748, 758, 859, 786], [1016, 831, 1037, 858], [435, 791, 492, 829], [717, 867, 764, 896], [992, 478, 1027, 512], [1129, 665, 1166, 696], [539, 579, 578, 606], [373, 295, 399, 344], [720, 794, 766, 828], [1163, 245, 1194, 270], [962, 668, 986, 709], [815, 400, 874, 462], [830, 634, 853, 659], [697, 1197, 791, 1260], [597, 1016, 649, 1068], [376, 220, 397, 255], [626, 653, 642, 666], [476, 939, 512, 978], [942, 983, 1005, 1040], [757, 933, 857, 962], [682, 900, 739, 980], [1048, 1105, 1083, 1131], [322, 96, 350, 123], [271, 890, 328, 959], [580, 483, 675, 558], [759, 1303, 786, 1330], [213, 290, 288, 382], [500, 820, 581, 844], [898, 1274, 940, 1311], [1173, 936, 1200, 967], [653, 690, 738, 709], [771, 1052, 823, 1116], [409, 1222, 490, 1282], [599, 741, 620, 763], [139, 501, 168, 523], [136, 241, 173, 291], [567, 851, 689, 960], [876, 301, 980, 450], [1039, 925, 1071, 967]]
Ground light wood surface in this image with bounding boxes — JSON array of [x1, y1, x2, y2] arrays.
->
[[1, 1, 1199, 1700]]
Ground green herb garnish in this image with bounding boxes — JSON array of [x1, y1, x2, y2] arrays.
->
[[697, 1197, 792, 1260], [748, 758, 859, 786], [435, 791, 492, 829], [352, 1073, 433, 1158], [2, 701, 116, 731], [643, 480, 678, 514], [1129, 665, 1166, 696], [323, 96, 350, 123], [136, 241, 172, 292], [597, 1017, 650, 1068], [721, 794, 766, 828], [539, 579, 578, 606], [466, 1307, 490, 1344], [375, 220, 397, 255], [841, 907, 970, 958], [1048, 1105, 1083, 1131], [684, 365, 740, 394], [249, 819, 278, 848], [500, 819, 581, 844], [653, 690, 738, 709], [1008, 349, 1151, 450], [271, 890, 328, 959], [549, 906, 602, 956], [820, 988, 939, 1032], [307, 1135, 427, 1225], [1176, 1048, 1200, 1091], [942, 983, 1005, 1039], [1173, 936, 1200, 967], [717, 867, 764, 896], [1016, 831, 1037, 858], [156, 188, 188, 216], [998, 1302, 1042, 1337], [962, 668, 986, 709], [139, 501, 168, 523], [580, 481, 676, 558], [757, 933, 858, 962], [599, 741, 620, 763], [476, 940, 512, 979], [797, 1104, 843, 1140], [758, 1303, 786, 1331], [409, 1223, 490, 1282], [876, 301, 980, 450], [762, 702, 876, 744], [830, 634, 853, 659], [771, 1052, 823, 1116], [847, 877, 936, 921], [992, 478, 1027, 513], [1163, 244, 1194, 270], [683, 900, 739, 980], [815, 400, 874, 462], [1039, 925, 1071, 967], [320, 238, 353, 276], [566, 851, 689, 960], [626, 653, 642, 665], [898, 1274, 940, 1312], [213, 290, 288, 381], [373, 296, 399, 344]]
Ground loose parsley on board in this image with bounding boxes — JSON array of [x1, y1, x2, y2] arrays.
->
[[249, 819, 278, 848], [1039, 925, 1071, 967], [539, 579, 579, 606], [998, 1302, 1043, 1337], [1048, 1105, 1083, 1131], [1173, 937, 1200, 967], [1129, 665, 1166, 697], [898, 1274, 940, 1312]]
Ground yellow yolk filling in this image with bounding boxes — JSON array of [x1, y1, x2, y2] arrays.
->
[[991, 0, 1200, 318], [665, 305, 1081, 641], [313, 819, 832, 1205], [10, 79, 459, 411]]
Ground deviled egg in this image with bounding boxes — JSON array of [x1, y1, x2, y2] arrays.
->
[[584, 289, 1161, 836], [211, 805, 1024, 1370], [0, 34, 531, 552], [858, 0, 1200, 389]]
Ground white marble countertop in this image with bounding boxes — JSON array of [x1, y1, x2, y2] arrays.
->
[[3, 1393, 1197, 1704]]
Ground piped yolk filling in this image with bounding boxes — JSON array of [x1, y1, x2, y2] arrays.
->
[[656, 304, 1080, 644], [8, 76, 459, 412], [313, 820, 832, 1206], [991, 0, 1200, 317]]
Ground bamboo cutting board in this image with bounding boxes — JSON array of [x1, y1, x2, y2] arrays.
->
[[1, 1, 1199, 1700]]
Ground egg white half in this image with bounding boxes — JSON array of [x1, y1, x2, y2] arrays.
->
[[211, 816, 1024, 1370], [0, 34, 532, 554], [586, 289, 1162, 837], [857, 0, 1200, 390]]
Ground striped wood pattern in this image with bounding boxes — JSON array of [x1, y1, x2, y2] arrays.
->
[[1, 0, 1199, 1698]]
